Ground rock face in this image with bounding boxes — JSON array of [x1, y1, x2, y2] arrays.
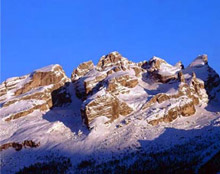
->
[[96, 51, 130, 71], [106, 74, 138, 94], [81, 94, 133, 126], [14, 65, 67, 96], [142, 72, 208, 125], [0, 64, 70, 121], [71, 52, 147, 127]]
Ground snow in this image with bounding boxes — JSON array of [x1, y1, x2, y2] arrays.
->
[[0, 99, 46, 119], [189, 55, 207, 67], [89, 116, 110, 129], [158, 62, 181, 76], [35, 64, 60, 72]]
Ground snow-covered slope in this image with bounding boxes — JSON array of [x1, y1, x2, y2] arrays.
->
[[0, 52, 220, 173]]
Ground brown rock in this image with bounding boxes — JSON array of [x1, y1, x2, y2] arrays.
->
[[81, 94, 133, 127], [180, 101, 196, 116], [106, 75, 138, 94], [132, 67, 142, 77], [113, 66, 121, 72], [0, 140, 40, 152], [156, 94, 170, 103], [148, 101, 196, 126], [1, 65, 70, 121], [148, 57, 167, 71], [23, 140, 40, 148], [178, 71, 185, 83], [125, 79, 139, 88], [84, 73, 107, 95], [15, 65, 68, 96], [107, 69, 114, 76], [142, 93, 171, 109], [71, 61, 94, 82], [96, 52, 130, 71]]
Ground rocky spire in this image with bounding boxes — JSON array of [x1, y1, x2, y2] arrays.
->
[[178, 71, 185, 83]]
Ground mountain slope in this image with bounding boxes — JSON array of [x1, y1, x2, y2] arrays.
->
[[0, 52, 220, 173]]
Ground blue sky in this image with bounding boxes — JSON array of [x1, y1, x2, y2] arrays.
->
[[1, 0, 220, 82]]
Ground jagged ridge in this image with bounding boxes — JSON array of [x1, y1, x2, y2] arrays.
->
[[0, 52, 220, 173]]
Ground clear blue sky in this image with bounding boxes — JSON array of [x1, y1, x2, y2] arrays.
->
[[1, 0, 220, 82]]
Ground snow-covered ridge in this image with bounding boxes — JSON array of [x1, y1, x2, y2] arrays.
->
[[35, 64, 60, 72], [189, 54, 208, 67]]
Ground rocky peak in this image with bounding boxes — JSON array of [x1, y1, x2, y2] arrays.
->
[[0, 64, 70, 121], [146, 56, 182, 83], [15, 64, 68, 96], [175, 61, 184, 69], [96, 51, 130, 71], [147, 56, 167, 72], [184, 55, 220, 102]]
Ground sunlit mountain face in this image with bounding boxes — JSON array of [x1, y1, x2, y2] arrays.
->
[[1, 52, 220, 173]]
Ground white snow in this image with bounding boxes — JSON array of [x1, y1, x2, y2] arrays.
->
[[0, 99, 46, 119], [189, 55, 207, 67], [35, 64, 60, 72], [158, 62, 181, 76]]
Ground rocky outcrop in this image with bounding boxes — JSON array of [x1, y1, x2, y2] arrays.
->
[[15, 65, 67, 96], [147, 57, 167, 71], [185, 54, 220, 102], [178, 71, 185, 83], [71, 61, 94, 82], [0, 64, 70, 121], [0, 140, 40, 151], [0, 76, 27, 102], [84, 74, 107, 95], [142, 72, 208, 125], [148, 100, 196, 126], [107, 74, 138, 94], [96, 51, 130, 71], [81, 94, 133, 127], [146, 57, 181, 83], [132, 66, 143, 77], [175, 61, 184, 69]]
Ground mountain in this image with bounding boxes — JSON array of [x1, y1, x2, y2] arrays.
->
[[0, 52, 220, 173]]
